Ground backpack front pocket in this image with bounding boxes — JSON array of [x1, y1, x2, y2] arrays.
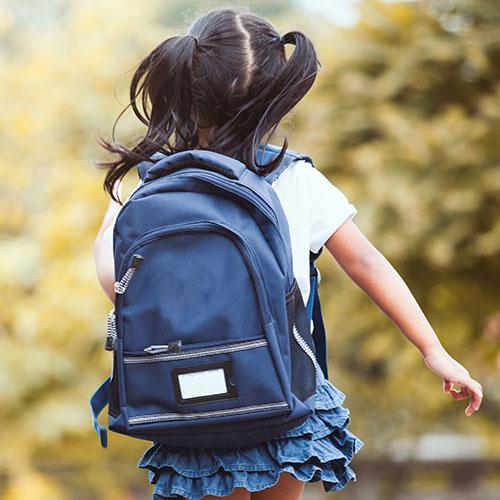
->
[[120, 335, 290, 427], [114, 220, 272, 351]]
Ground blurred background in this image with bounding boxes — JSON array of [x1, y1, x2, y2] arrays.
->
[[1, 0, 499, 498]]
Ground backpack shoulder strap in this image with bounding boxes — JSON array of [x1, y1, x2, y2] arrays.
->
[[258, 143, 313, 185]]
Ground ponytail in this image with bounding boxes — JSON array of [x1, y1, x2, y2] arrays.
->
[[97, 34, 199, 203], [210, 27, 320, 175], [251, 30, 319, 171]]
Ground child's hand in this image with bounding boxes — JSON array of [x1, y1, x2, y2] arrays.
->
[[422, 346, 483, 416]]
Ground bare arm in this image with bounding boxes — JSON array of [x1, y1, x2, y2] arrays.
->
[[93, 179, 142, 303], [324, 219, 483, 416], [93, 184, 122, 304]]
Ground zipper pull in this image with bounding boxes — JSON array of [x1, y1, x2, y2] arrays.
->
[[144, 340, 183, 355], [130, 254, 145, 269], [114, 254, 145, 294], [104, 309, 117, 351]]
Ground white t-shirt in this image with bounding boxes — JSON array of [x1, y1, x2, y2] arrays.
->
[[270, 159, 357, 307]]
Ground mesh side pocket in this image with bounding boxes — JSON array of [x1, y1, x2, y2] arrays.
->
[[286, 278, 317, 402]]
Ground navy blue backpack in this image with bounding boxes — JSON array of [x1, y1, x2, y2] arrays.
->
[[90, 144, 329, 449]]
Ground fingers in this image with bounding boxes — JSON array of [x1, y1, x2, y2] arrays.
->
[[444, 377, 483, 416], [443, 379, 470, 399], [464, 379, 483, 416], [443, 380, 452, 394], [449, 385, 471, 400]]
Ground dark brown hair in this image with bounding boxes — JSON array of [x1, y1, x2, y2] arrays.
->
[[97, 8, 320, 203]]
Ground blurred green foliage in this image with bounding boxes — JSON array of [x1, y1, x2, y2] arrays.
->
[[0, 0, 498, 497]]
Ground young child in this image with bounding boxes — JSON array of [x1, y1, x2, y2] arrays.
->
[[93, 8, 483, 500]]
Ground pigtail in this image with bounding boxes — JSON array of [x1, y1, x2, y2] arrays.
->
[[97, 35, 199, 203], [210, 26, 319, 176], [249, 31, 319, 173]]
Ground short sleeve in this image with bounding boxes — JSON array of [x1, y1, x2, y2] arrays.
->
[[300, 161, 357, 253]]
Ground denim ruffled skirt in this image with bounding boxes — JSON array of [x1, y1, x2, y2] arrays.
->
[[137, 366, 365, 499]]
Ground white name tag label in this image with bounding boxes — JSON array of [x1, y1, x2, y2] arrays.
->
[[178, 367, 228, 400]]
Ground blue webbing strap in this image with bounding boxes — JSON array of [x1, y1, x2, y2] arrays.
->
[[89, 376, 111, 448], [259, 144, 313, 185], [306, 275, 316, 322]]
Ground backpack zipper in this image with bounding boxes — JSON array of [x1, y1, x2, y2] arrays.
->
[[114, 254, 144, 295], [104, 308, 117, 351], [124, 338, 268, 364], [128, 400, 289, 425], [115, 170, 278, 234], [143, 340, 183, 355], [113, 169, 294, 291], [194, 171, 293, 291], [292, 323, 320, 373], [115, 220, 273, 329]]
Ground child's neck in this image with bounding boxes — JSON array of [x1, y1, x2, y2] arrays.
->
[[198, 126, 212, 148]]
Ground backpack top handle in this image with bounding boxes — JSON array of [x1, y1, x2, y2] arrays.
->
[[141, 150, 246, 182]]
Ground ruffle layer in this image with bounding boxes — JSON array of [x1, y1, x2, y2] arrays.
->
[[137, 373, 365, 500]]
